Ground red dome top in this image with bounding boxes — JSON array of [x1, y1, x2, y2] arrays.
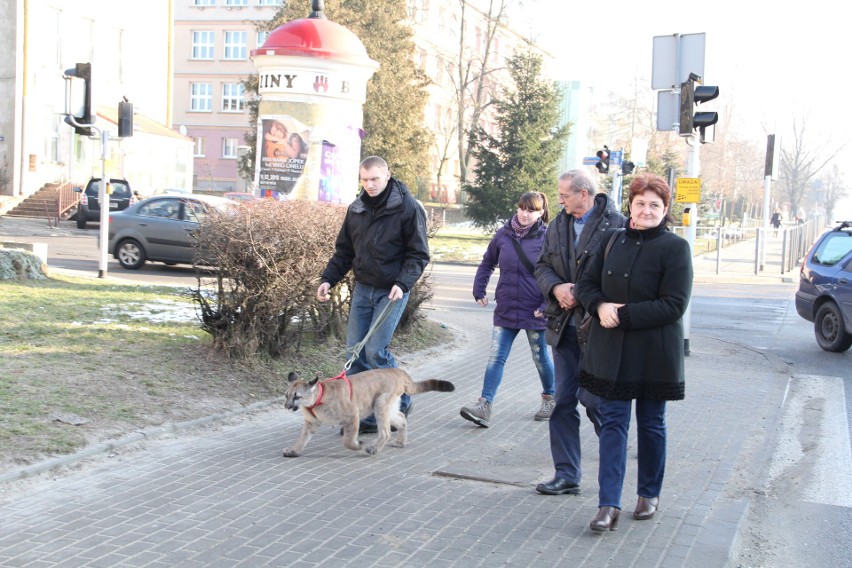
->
[[251, 17, 373, 65]]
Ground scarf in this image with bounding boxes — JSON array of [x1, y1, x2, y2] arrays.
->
[[510, 215, 535, 239]]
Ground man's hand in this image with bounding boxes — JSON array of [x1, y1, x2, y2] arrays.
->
[[317, 282, 331, 303], [476, 297, 489, 307], [388, 285, 404, 301], [553, 282, 577, 310]]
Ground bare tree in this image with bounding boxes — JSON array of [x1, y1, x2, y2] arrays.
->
[[452, 0, 513, 185], [819, 164, 849, 224], [779, 116, 841, 217]]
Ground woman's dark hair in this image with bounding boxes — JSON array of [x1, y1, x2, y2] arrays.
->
[[628, 174, 675, 224], [517, 191, 550, 224]]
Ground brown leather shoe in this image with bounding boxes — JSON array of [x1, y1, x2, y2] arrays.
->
[[589, 506, 620, 532], [633, 496, 659, 520]]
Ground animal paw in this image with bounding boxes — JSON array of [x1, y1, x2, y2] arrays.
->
[[282, 448, 300, 457], [365, 445, 379, 455], [390, 440, 405, 448]]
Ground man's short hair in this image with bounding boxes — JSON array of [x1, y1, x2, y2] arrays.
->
[[360, 156, 389, 171], [559, 169, 597, 195]]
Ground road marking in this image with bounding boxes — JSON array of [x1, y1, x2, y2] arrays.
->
[[769, 374, 852, 507]]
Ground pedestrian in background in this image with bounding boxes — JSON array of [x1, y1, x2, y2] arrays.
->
[[460, 192, 555, 427], [574, 173, 693, 532], [317, 156, 430, 433], [770, 209, 782, 236], [534, 170, 627, 496]]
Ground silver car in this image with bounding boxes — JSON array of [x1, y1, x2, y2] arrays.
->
[[107, 194, 232, 269]]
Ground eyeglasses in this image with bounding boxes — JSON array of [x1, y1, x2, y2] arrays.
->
[[558, 190, 583, 200]]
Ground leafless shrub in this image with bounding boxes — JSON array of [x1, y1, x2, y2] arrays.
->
[[190, 199, 435, 359]]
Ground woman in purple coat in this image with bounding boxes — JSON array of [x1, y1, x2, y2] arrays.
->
[[460, 192, 555, 427]]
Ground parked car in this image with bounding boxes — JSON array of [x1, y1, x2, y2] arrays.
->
[[107, 194, 233, 270], [794, 221, 852, 352], [74, 178, 135, 229], [223, 192, 256, 202]]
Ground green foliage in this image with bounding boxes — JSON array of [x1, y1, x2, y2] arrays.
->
[[462, 44, 570, 232], [240, 0, 433, 190]]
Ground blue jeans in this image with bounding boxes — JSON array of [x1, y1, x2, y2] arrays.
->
[[346, 283, 410, 425], [597, 397, 667, 509], [481, 327, 554, 403], [548, 326, 601, 484]]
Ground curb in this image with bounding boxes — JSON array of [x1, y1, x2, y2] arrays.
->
[[0, 397, 284, 486]]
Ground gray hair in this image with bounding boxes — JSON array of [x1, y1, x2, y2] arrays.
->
[[558, 169, 597, 195]]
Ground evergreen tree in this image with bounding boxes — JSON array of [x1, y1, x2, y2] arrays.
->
[[239, 0, 432, 193], [463, 44, 569, 232]]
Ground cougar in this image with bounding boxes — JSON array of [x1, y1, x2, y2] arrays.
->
[[282, 368, 455, 457]]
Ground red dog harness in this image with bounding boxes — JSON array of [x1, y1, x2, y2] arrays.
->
[[304, 370, 353, 418]]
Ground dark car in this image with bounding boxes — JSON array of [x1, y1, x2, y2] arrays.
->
[[74, 178, 135, 229], [794, 221, 852, 352], [107, 194, 233, 270]]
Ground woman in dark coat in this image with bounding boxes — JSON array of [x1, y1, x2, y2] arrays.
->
[[460, 192, 555, 428], [574, 174, 693, 532]]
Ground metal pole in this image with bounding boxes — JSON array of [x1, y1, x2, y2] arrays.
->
[[98, 130, 110, 278], [682, 132, 699, 356], [760, 174, 771, 271]]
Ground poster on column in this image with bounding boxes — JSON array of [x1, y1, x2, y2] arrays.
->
[[258, 116, 310, 199]]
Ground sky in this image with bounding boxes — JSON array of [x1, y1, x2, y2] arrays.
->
[[513, 0, 852, 220]]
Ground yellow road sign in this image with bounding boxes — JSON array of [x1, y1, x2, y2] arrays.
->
[[675, 177, 701, 203]]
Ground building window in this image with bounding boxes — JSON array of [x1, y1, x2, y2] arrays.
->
[[257, 31, 270, 47], [222, 138, 238, 158], [222, 83, 245, 112], [190, 83, 213, 111], [257, 0, 281, 5], [191, 31, 215, 60], [193, 137, 205, 157], [223, 31, 247, 60], [194, 0, 215, 5], [225, 0, 248, 5]]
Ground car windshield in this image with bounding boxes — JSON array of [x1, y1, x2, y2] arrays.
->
[[813, 232, 852, 266]]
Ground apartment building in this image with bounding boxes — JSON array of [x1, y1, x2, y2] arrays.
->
[[173, 0, 558, 199], [0, 0, 191, 207], [172, 0, 282, 193]]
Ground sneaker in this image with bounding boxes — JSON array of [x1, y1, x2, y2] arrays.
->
[[534, 394, 555, 421], [460, 397, 491, 428]]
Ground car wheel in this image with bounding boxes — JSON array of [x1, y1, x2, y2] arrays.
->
[[814, 302, 852, 352], [76, 210, 87, 229], [116, 239, 146, 270]]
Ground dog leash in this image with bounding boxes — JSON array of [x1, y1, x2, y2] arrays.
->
[[342, 300, 397, 371]]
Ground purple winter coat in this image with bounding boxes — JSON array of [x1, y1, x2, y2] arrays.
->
[[473, 219, 548, 330]]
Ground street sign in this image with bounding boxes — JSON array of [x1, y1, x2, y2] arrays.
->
[[652, 33, 706, 90], [582, 157, 598, 166], [675, 177, 701, 202], [610, 150, 623, 167]]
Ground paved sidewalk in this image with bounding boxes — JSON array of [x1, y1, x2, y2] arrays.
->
[[0, 220, 795, 567]]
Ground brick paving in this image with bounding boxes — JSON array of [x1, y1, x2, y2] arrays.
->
[[0, 223, 796, 567]]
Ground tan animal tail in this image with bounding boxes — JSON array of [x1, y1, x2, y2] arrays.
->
[[407, 379, 455, 395]]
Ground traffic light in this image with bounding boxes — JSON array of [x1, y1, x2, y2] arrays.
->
[[595, 146, 610, 174], [621, 161, 635, 175], [679, 73, 719, 138], [63, 63, 93, 137], [118, 100, 134, 137]]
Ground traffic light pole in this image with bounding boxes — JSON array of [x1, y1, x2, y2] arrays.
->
[[97, 130, 110, 278], [682, 132, 700, 356], [66, 114, 110, 278]]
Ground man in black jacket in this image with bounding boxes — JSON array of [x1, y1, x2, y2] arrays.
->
[[317, 156, 430, 432], [534, 169, 627, 495]]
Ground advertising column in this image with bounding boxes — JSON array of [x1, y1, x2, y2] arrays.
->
[[250, 5, 378, 203]]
